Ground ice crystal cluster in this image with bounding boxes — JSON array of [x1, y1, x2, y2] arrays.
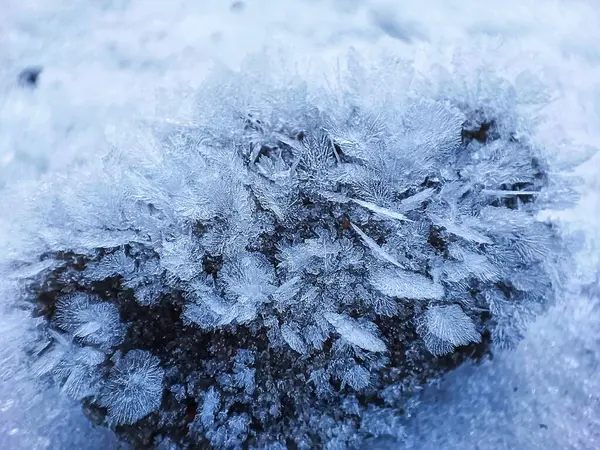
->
[[4, 55, 570, 449]]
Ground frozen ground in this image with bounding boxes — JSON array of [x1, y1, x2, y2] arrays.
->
[[1, 0, 599, 449]]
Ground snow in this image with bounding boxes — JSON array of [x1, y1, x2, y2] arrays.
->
[[1, 0, 599, 449]]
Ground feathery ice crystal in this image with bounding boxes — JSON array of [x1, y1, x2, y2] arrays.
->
[[3, 53, 573, 449]]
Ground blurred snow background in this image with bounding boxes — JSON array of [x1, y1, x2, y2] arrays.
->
[[1, 0, 599, 448]]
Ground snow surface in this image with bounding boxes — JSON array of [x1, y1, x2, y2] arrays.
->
[[1, 0, 599, 449]]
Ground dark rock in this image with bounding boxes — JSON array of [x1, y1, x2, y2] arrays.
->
[[230, 1, 245, 12], [18, 66, 43, 88]]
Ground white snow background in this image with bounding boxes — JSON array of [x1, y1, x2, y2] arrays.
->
[[1, 0, 599, 448]]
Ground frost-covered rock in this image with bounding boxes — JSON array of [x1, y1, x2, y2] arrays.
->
[[0, 51, 576, 449]]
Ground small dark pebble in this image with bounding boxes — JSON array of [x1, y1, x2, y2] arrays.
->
[[18, 66, 43, 88], [231, 1, 245, 12], [539, 423, 548, 429]]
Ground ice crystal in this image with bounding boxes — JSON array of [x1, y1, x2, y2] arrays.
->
[[99, 350, 165, 425], [54, 293, 126, 349], [416, 304, 482, 356]]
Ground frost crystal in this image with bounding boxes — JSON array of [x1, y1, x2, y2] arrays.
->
[[99, 350, 165, 425], [417, 305, 481, 356], [55, 293, 126, 348], [324, 312, 387, 352], [200, 386, 221, 428], [370, 268, 445, 300]]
